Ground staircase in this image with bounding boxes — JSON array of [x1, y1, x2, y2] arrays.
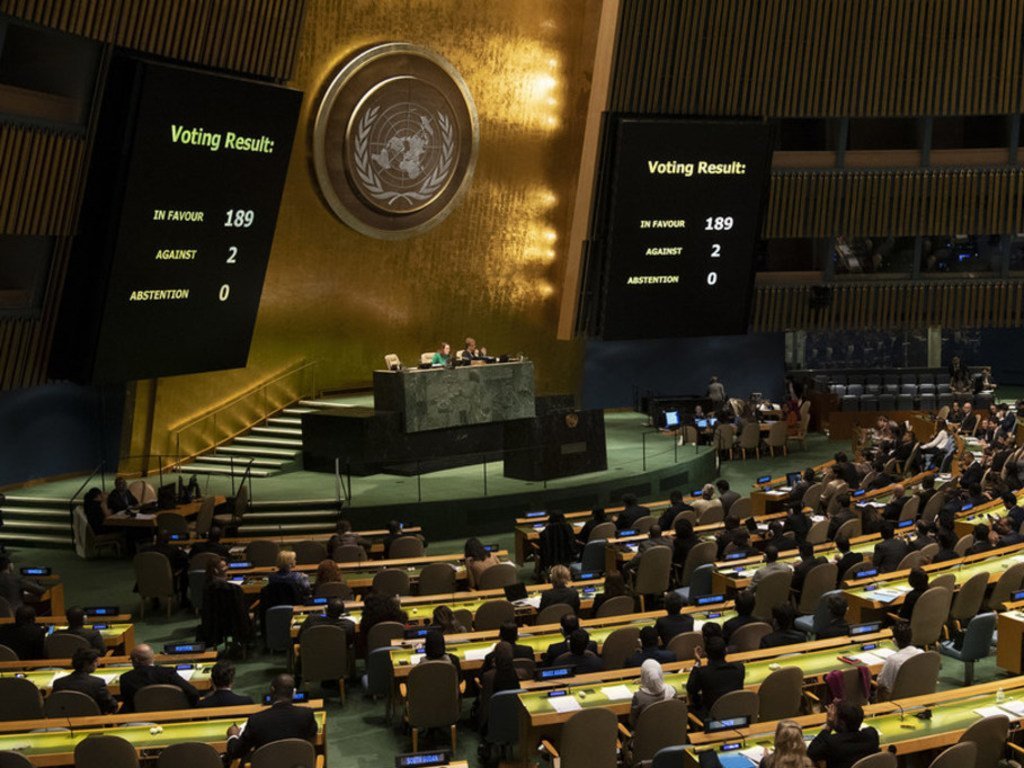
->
[[238, 497, 344, 536], [0, 495, 73, 547]]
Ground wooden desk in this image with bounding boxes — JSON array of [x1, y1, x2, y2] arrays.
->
[[0, 615, 135, 655], [172, 525, 423, 559], [517, 631, 895, 755], [105, 496, 225, 529], [0, 660, 215, 695], [843, 542, 1024, 621], [998, 609, 1024, 674], [683, 676, 1024, 765], [0, 703, 326, 767]]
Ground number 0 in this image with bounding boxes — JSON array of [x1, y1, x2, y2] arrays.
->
[[707, 272, 718, 286], [219, 284, 230, 301]]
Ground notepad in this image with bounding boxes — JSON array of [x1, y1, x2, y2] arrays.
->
[[176, 668, 196, 681], [549, 696, 582, 713], [872, 647, 897, 658], [98, 672, 118, 684], [869, 590, 901, 603], [847, 652, 887, 665], [975, 705, 1008, 718], [740, 746, 767, 764], [463, 645, 495, 662], [600, 685, 633, 701], [1000, 700, 1024, 717], [408, 653, 425, 666], [519, 595, 542, 609], [49, 671, 71, 686]]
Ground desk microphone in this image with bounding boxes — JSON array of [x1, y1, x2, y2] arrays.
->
[[894, 700, 905, 721], [67, 715, 75, 739]]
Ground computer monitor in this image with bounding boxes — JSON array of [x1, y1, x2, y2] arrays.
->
[[695, 418, 708, 429], [785, 471, 801, 486], [503, 582, 528, 601], [664, 410, 680, 428]]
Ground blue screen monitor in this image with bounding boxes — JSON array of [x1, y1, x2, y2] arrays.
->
[[395, 752, 451, 768], [850, 622, 882, 635], [535, 666, 573, 681], [664, 410, 680, 428]]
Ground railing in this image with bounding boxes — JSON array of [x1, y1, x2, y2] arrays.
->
[[171, 360, 319, 466]]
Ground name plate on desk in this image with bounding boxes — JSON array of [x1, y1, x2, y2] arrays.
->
[[373, 360, 536, 432]]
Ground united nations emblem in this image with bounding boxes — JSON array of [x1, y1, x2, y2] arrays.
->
[[312, 44, 479, 239], [565, 412, 580, 429]]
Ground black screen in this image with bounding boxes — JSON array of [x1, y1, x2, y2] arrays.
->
[[592, 118, 771, 340], [50, 56, 301, 382]]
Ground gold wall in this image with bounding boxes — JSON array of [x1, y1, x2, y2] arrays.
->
[[130, 0, 600, 460]]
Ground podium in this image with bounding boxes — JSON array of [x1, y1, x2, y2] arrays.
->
[[503, 397, 607, 481]]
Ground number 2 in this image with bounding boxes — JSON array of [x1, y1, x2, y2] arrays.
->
[[711, 243, 721, 258], [227, 246, 238, 264]]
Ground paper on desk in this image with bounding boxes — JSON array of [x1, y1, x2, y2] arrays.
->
[[519, 596, 542, 609], [810, 515, 826, 523], [134, 513, 156, 521], [463, 645, 495, 662], [869, 591, 901, 603], [848, 652, 887, 665], [176, 669, 196, 681], [98, 672, 118, 684], [975, 705, 1008, 718], [408, 653, 425, 666], [872, 648, 897, 658], [600, 684, 633, 701], [49, 671, 71, 686], [1001, 700, 1024, 717], [740, 746, 767, 764], [549, 696, 582, 713]]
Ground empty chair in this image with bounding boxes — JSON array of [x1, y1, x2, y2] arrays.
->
[[727, 621, 772, 652], [155, 512, 188, 536], [940, 612, 996, 685], [676, 541, 716, 595], [535, 602, 574, 626], [314, 580, 354, 600], [726, 497, 752, 521], [909, 587, 953, 647], [738, 422, 761, 458], [372, 568, 410, 596], [830, 384, 846, 397], [937, 392, 953, 408], [987, 561, 1024, 609], [157, 742, 223, 768], [73, 734, 139, 768], [572, 539, 608, 578], [795, 562, 838, 616], [959, 714, 1009, 768], [679, 563, 714, 605], [708, 689, 759, 723], [927, 742, 976, 768], [251, 739, 315, 768], [896, 394, 914, 410], [666, 631, 702, 661], [300, 624, 351, 704], [188, 551, 222, 572], [846, 383, 864, 397], [954, 534, 973, 557], [264, 604, 295, 653], [133, 551, 176, 618], [45, 632, 91, 659], [245, 540, 280, 567], [540, 707, 618, 768], [633, 515, 657, 533], [898, 494, 920, 522], [950, 571, 989, 629], [417, 563, 457, 595], [366, 621, 406, 654], [624, 698, 688, 767], [752, 570, 793, 620], [406, 660, 461, 752], [0, 645, 17, 662], [757, 666, 802, 721], [332, 544, 366, 563], [901, 383, 918, 395], [834, 518, 861, 541], [841, 394, 859, 411], [388, 536, 424, 558], [292, 540, 327, 565], [887, 650, 941, 699], [929, 573, 956, 593], [589, 521, 617, 542], [883, 383, 900, 395], [478, 563, 518, 590], [918, 393, 936, 411], [921, 491, 947, 525], [632, 545, 672, 611], [712, 424, 736, 459], [0, 751, 34, 768], [877, 393, 896, 412], [135, 683, 190, 711], [595, 594, 636, 618], [601, 626, 641, 669], [193, 497, 216, 538], [43, 689, 100, 717], [896, 551, 924, 571], [805, 519, 829, 545], [474, 599, 515, 631], [859, 394, 878, 411], [486, 689, 524, 759]]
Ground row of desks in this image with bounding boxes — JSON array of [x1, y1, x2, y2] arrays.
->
[[0, 615, 135, 655], [171, 525, 424, 559], [0, 651, 217, 695]]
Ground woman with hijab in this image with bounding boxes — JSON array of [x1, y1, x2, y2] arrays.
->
[[630, 659, 676, 726], [423, 628, 461, 675], [760, 720, 813, 768]]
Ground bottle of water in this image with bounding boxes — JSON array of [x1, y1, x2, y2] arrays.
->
[[997, 687, 1006, 703]]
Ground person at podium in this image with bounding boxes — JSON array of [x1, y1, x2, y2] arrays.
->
[[431, 342, 451, 367]]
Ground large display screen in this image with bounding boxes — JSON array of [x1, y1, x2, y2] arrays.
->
[[594, 118, 772, 340], [50, 57, 301, 382]]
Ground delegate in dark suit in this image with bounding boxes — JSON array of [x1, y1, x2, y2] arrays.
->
[[119, 664, 200, 712], [53, 670, 118, 713], [226, 701, 318, 761], [655, 613, 694, 646], [0, 620, 45, 660], [872, 537, 909, 572], [685, 658, 745, 717], [807, 723, 880, 768]]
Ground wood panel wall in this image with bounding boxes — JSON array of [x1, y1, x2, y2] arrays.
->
[[0, 0, 306, 81], [752, 281, 1024, 331], [611, 0, 1024, 117], [0, 1, 306, 390], [763, 168, 1024, 238]]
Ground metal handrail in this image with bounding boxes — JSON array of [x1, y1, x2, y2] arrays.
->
[[68, 461, 106, 512], [172, 359, 319, 465]]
